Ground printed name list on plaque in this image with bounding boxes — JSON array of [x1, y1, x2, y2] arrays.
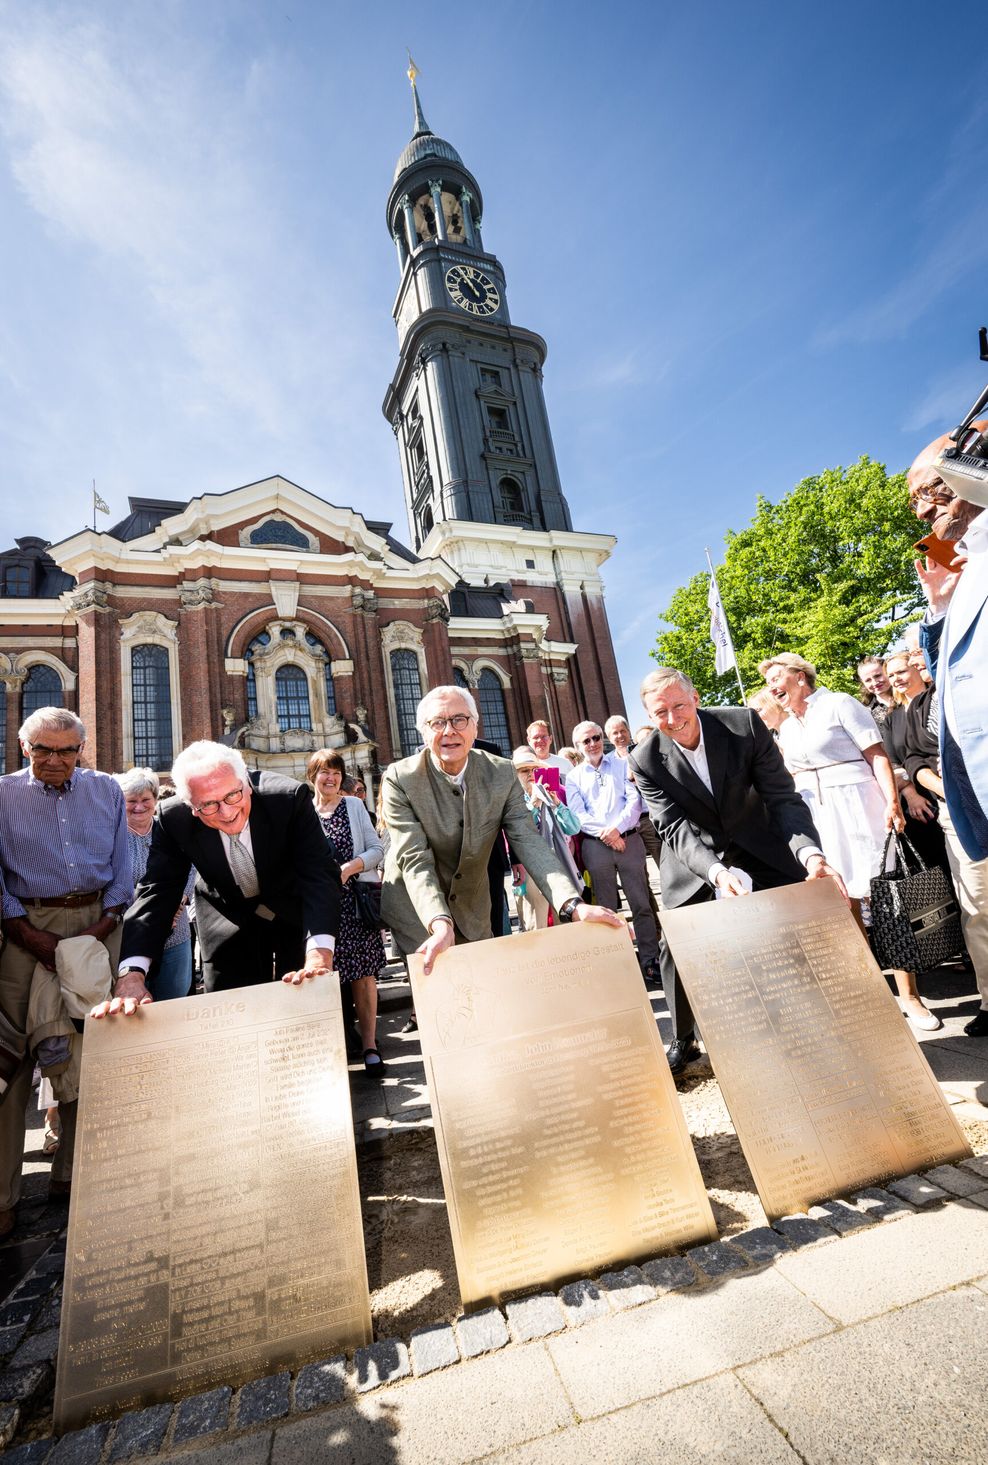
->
[[54, 976, 371, 1433], [408, 922, 717, 1310], [661, 880, 972, 1221]]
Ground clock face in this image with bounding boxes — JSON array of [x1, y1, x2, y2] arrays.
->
[[445, 264, 500, 317]]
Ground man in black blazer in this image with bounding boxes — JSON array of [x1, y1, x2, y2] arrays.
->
[[629, 668, 845, 1074], [108, 743, 341, 1005]]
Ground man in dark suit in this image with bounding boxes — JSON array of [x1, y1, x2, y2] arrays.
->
[[629, 668, 845, 1074], [104, 743, 341, 1011]]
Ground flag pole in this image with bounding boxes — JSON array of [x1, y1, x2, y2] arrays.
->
[[92, 479, 96, 533], [705, 547, 747, 705]]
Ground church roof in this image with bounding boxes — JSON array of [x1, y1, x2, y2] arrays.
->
[[392, 76, 464, 183]]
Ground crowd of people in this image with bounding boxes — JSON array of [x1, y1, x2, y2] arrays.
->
[[0, 421, 984, 1240]]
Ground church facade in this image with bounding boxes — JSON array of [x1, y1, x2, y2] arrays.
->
[[0, 83, 624, 792]]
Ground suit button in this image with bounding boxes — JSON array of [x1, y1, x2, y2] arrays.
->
[[454, 872, 462, 879], [449, 893, 457, 902]]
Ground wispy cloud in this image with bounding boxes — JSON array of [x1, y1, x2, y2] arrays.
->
[[0, 11, 354, 440], [904, 363, 985, 434]]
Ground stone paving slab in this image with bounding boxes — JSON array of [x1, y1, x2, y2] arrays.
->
[[160, 1435, 272, 1465], [269, 1346, 574, 1465], [546, 1269, 834, 1419], [485, 1373, 801, 1464], [773, 1198, 988, 1325], [739, 1287, 988, 1465]]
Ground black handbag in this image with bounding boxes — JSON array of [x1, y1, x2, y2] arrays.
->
[[869, 831, 963, 974], [352, 878, 384, 932]]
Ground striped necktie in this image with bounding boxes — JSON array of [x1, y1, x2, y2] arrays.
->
[[225, 832, 259, 899]]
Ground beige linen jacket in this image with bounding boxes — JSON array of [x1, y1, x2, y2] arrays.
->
[[381, 748, 582, 956]]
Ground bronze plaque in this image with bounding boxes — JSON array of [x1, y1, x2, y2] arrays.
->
[[54, 976, 371, 1433], [409, 923, 717, 1309], [661, 880, 972, 1221]]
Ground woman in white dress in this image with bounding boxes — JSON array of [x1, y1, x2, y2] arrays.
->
[[760, 653, 939, 1030]]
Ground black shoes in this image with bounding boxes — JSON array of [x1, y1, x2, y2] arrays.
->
[[666, 1036, 701, 1075], [964, 1010, 988, 1037], [400, 1014, 418, 1034], [641, 959, 662, 989]]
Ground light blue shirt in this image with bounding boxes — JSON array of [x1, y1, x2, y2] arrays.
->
[[565, 751, 643, 836]]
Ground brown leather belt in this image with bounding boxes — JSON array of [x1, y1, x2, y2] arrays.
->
[[25, 891, 103, 910]]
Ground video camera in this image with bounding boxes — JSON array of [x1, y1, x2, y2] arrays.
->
[[935, 327, 988, 508]]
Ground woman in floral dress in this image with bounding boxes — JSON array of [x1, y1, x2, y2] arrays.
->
[[307, 750, 386, 1072]]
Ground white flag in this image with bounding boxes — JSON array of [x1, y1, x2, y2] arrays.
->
[[707, 570, 737, 676], [93, 488, 110, 515]]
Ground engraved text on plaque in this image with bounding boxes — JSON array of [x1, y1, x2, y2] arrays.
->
[[661, 880, 972, 1220], [409, 923, 717, 1309], [54, 976, 371, 1432]]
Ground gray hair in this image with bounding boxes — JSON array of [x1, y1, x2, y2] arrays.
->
[[113, 767, 160, 800], [604, 714, 630, 738], [19, 705, 85, 747], [639, 667, 695, 704], [415, 685, 479, 734], [171, 742, 248, 805], [572, 720, 602, 747]]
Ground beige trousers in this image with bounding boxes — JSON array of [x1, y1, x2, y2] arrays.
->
[[0, 899, 121, 1209], [940, 804, 988, 1011], [514, 876, 550, 933]]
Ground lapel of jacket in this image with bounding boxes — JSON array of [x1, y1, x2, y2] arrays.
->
[[659, 733, 718, 813], [944, 534, 988, 655]]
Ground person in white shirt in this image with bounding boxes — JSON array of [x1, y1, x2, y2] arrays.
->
[[525, 720, 574, 780], [566, 720, 660, 981]]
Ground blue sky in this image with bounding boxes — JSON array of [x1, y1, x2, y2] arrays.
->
[[1, 1, 986, 718]]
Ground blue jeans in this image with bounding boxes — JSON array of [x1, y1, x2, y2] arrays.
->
[[148, 941, 193, 1001]]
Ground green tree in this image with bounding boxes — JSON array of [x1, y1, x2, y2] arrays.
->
[[653, 457, 922, 701]]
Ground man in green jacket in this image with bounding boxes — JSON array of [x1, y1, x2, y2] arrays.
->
[[382, 686, 623, 973]]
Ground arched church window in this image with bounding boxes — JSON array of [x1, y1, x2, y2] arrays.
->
[[245, 632, 270, 720], [22, 664, 63, 721], [248, 519, 309, 550], [420, 504, 434, 538], [131, 645, 173, 768], [477, 669, 510, 757], [275, 665, 312, 732], [305, 632, 337, 715], [390, 649, 422, 757], [453, 667, 469, 690], [498, 478, 531, 526]]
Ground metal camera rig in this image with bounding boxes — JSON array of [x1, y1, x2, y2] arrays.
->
[[935, 327, 988, 507]]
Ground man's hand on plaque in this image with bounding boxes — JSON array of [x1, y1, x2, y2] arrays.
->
[[416, 918, 455, 975], [714, 869, 749, 899], [282, 946, 335, 985], [570, 903, 625, 931], [91, 969, 153, 1019], [804, 856, 851, 905]]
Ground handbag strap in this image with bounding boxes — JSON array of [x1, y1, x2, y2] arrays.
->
[[882, 829, 929, 877]]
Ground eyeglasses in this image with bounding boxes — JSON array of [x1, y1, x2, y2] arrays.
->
[[29, 744, 82, 760], [193, 787, 246, 817], [908, 480, 955, 507], [580, 734, 603, 746], [424, 714, 474, 733]]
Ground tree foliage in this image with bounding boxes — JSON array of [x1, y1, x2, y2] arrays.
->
[[653, 457, 923, 701]]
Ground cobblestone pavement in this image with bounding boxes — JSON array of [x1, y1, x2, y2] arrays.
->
[[2, 953, 986, 1462]]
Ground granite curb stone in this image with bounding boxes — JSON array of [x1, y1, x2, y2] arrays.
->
[[48, 1421, 112, 1465], [0, 1360, 53, 1404], [964, 1188, 988, 1209], [0, 1301, 37, 1329], [11, 1326, 61, 1366], [887, 1173, 949, 1207], [235, 1372, 291, 1427], [0, 1322, 29, 1355], [639, 1255, 697, 1293], [808, 1199, 877, 1235], [729, 1227, 792, 1265], [107, 1404, 173, 1461], [773, 1214, 837, 1249], [354, 1339, 410, 1392], [171, 1386, 232, 1444], [409, 1324, 459, 1375], [504, 1294, 566, 1341], [596, 1266, 655, 1310], [922, 1162, 986, 1196], [455, 1307, 510, 1358], [4, 1439, 54, 1465], [557, 1279, 611, 1325], [959, 1154, 988, 1179], [849, 1185, 916, 1220], [293, 1357, 348, 1410], [687, 1240, 748, 1280], [0, 1401, 21, 1447]]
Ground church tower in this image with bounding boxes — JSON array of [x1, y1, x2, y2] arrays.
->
[[382, 66, 574, 551]]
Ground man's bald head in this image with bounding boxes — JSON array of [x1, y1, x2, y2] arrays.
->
[[908, 423, 987, 543]]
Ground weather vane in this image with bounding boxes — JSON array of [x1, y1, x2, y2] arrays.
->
[[407, 51, 419, 86]]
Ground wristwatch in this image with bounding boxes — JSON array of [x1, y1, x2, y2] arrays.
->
[[557, 897, 583, 923], [103, 910, 123, 928]]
